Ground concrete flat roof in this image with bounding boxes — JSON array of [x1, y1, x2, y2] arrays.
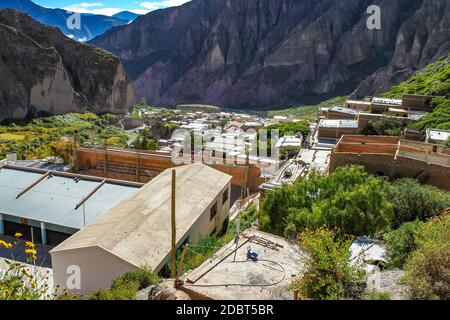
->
[[0, 166, 141, 230], [426, 128, 450, 142], [50, 164, 232, 270], [182, 229, 306, 300], [372, 97, 402, 106], [329, 106, 360, 115], [318, 119, 358, 128]]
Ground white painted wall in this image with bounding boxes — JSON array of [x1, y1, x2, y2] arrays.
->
[[52, 246, 136, 295]]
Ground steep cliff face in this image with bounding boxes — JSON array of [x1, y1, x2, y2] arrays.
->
[[0, 9, 135, 122], [352, 0, 450, 97], [90, 0, 449, 108]]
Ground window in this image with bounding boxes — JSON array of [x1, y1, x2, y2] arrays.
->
[[210, 202, 218, 221], [222, 188, 229, 204]]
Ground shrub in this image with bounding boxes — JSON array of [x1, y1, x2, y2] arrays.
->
[[363, 117, 405, 136], [403, 242, 450, 300], [265, 121, 310, 137], [401, 215, 450, 299], [388, 179, 450, 228], [290, 227, 365, 300], [260, 166, 394, 238], [385, 220, 423, 269], [85, 268, 160, 300], [111, 268, 160, 291]]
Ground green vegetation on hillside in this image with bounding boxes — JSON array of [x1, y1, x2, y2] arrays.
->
[[383, 53, 450, 131], [267, 96, 347, 122], [253, 167, 449, 240], [385, 215, 450, 300], [0, 113, 132, 161], [265, 121, 310, 137], [85, 268, 160, 300]]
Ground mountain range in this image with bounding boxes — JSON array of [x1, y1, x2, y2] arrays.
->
[[0, 9, 135, 122], [0, 0, 140, 42], [90, 0, 450, 109]]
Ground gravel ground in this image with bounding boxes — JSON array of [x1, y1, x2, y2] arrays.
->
[[365, 270, 411, 300]]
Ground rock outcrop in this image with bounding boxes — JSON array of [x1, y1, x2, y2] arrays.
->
[[0, 9, 135, 122], [90, 0, 450, 108]]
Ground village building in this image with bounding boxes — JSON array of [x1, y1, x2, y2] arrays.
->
[[181, 229, 305, 300], [326, 106, 360, 120], [350, 237, 387, 273], [317, 119, 359, 140], [370, 97, 403, 114], [425, 128, 450, 145], [328, 135, 450, 190], [0, 165, 141, 246], [50, 164, 232, 294], [344, 99, 372, 111]]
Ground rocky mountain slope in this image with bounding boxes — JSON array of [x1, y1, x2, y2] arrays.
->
[[0, 0, 130, 42], [90, 0, 450, 108], [0, 9, 135, 122]]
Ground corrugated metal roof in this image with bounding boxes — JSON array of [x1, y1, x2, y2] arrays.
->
[[0, 167, 140, 230], [350, 236, 387, 265]]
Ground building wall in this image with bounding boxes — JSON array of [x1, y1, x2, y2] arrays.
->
[[74, 147, 263, 193], [329, 150, 450, 190], [344, 101, 371, 111], [327, 111, 356, 120], [149, 183, 232, 273], [317, 127, 359, 139], [52, 246, 137, 295]]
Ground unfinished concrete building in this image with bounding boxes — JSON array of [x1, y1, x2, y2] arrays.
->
[[329, 136, 450, 190], [182, 229, 305, 300]]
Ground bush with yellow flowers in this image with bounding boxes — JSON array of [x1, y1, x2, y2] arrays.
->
[[290, 226, 366, 300], [0, 233, 51, 300]]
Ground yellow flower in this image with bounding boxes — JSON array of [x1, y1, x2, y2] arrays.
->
[[14, 232, 23, 238], [25, 249, 37, 255], [25, 241, 36, 248], [0, 240, 13, 248]]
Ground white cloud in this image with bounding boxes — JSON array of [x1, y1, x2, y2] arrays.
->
[[139, 0, 191, 11], [61, 0, 191, 16]]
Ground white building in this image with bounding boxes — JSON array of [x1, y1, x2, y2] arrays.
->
[[50, 164, 232, 294]]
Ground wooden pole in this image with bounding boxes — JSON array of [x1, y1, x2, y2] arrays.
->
[[171, 170, 177, 281], [176, 244, 189, 288]]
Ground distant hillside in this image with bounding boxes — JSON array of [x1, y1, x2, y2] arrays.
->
[[383, 53, 450, 99], [384, 53, 450, 131], [90, 0, 449, 109], [112, 11, 141, 23], [0, 0, 129, 41]]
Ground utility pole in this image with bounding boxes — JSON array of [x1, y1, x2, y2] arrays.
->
[[171, 170, 177, 282]]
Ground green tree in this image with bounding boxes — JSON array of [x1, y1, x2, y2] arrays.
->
[[388, 179, 450, 228], [260, 166, 394, 238], [135, 129, 159, 151], [290, 227, 365, 300], [363, 117, 405, 136], [385, 220, 423, 269], [396, 215, 450, 300]]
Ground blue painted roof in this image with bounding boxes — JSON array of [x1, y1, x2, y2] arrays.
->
[[0, 168, 140, 230]]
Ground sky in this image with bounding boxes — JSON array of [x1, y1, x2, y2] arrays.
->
[[33, 0, 192, 16]]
